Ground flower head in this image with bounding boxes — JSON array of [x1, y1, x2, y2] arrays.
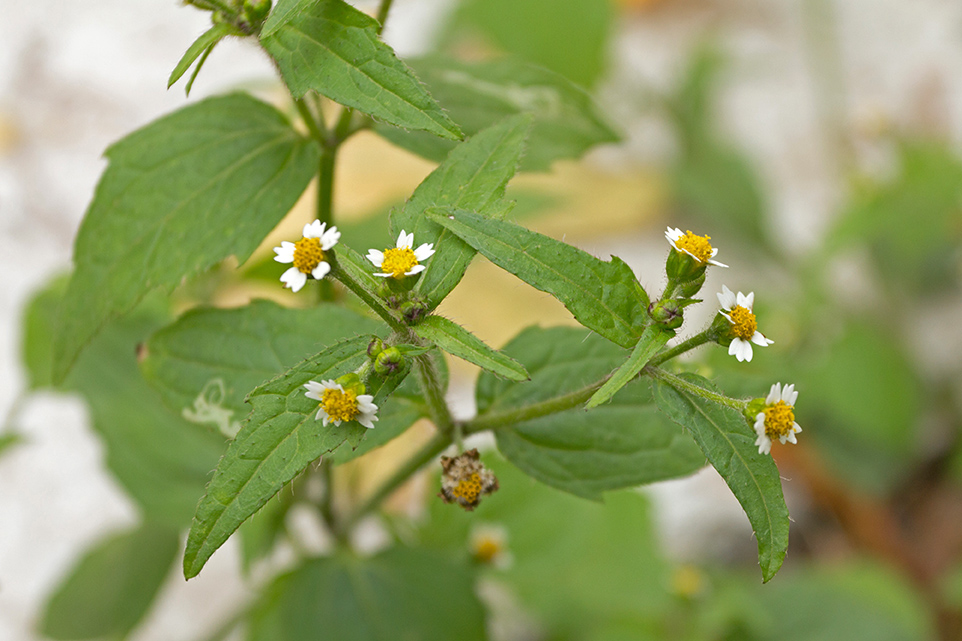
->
[[367, 230, 435, 279], [274, 220, 340, 292], [753, 383, 801, 455], [439, 449, 499, 511], [469, 524, 512, 569], [716, 285, 774, 362], [665, 227, 727, 268], [303, 379, 378, 429]]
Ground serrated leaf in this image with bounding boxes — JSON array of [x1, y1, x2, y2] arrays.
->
[[40, 522, 179, 640], [52, 94, 319, 382], [415, 315, 527, 381], [429, 209, 649, 348], [183, 335, 402, 578], [478, 327, 703, 499], [141, 300, 382, 432], [387, 115, 530, 309], [653, 371, 789, 582], [168, 23, 232, 89], [260, 0, 461, 140], [247, 547, 486, 641], [376, 56, 619, 171], [25, 279, 227, 526], [585, 324, 673, 408]]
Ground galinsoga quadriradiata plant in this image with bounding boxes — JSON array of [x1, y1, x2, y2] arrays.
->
[[34, 0, 800, 637]]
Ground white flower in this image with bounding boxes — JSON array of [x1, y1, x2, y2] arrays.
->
[[665, 227, 728, 267], [717, 285, 774, 362], [303, 379, 378, 429], [367, 230, 435, 278], [469, 524, 513, 569], [753, 383, 801, 455], [273, 220, 341, 292]]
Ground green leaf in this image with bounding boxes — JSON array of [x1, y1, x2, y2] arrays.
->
[[25, 279, 227, 526], [428, 209, 649, 348], [415, 315, 527, 381], [168, 23, 232, 89], [450, 0, 613, 88], [184, 335, 399, 578], [375, 57, 619, 171], [653, 372, 789, 582], [479, 327, 703, 500], [140, 300, 382, 433], [40, 522, 179, 640], [239, 491, 294, 575], [52, 94, 319, 382], [260, 0, 461, 140], [247, 547, 487, 641], [388, 115, 531, 309], [585, 324, 673, 408]]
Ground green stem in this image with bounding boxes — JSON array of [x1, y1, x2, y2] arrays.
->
[[341, 431, 450, 533], [294, 98, 326, 145], [317, 147, 335, 226], [318, 458, 343, 542], [648, 331, 712, 368], [465, 379, 607, 435], [414, 353, 454, 432], [375, 0, 396, 33], [644, 365, 747, 412], [330, 255, 406, 332]]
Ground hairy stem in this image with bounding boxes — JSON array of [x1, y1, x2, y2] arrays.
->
[[648, 331, 712, 368], [415, 353, 454, 432], [317, 147, 336, 226], [644, 365, 747, 412], [375, 0, 396, 34], [464, 378, 607, 435], [330, 256, 406, 332], [341, 431, 450, 533]]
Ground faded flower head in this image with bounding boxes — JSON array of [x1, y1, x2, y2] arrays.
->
[[367, 230, 435, 279], [274, 220, 340, 292], [439, 449, 498, 511], [717, 285, 774, 362], [752, 382, 802, 455], [303, 379, 378, 429], [469, 523, 512, 569]]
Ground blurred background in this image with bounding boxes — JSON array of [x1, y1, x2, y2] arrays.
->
[[2, 0, 962, 640]]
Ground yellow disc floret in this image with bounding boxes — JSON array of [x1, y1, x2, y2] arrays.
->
[[675, 231, 715, 263], [293, 237, 325, 274], [320, 387, 359, 423], [763, 401, 795, 440], [473, 538, 502, 564], [451, 473, 483, 503], [729, 305, 758, 340], [380, 247, 419, 278]]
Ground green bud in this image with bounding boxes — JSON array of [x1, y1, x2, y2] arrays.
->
[[374, 347, 405, 376], [243, 0, 272, 23], [400, 300, 427, 324], [648, 300, 684, 330], [665, 248, 707, 283], [367, 337, 385, 359]]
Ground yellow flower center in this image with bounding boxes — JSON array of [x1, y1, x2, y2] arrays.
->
[[293, 237, 325, 274], [452, 473, 483, 503], [380, 247, 419, 278], [675, 231, 714, 263], [763, 401, 795, 440], [729, 305, 758, 340], [473, 538, 502, 564], [321, 387, 359, 423]]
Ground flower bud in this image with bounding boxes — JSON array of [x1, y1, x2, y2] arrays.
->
[[374, 346, 404, 376], [367, 337, 384, 359], [400, 300, 427, 324], [243, 0, 272, 23], [648, 300, 684, 330]]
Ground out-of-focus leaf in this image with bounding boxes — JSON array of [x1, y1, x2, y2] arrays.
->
[[261, 0, 461, 140], [183, 335, 394, 578], [449, 0, 613, 88], [52, 94, 318, 382], [140, 300, 381, 434], [798, 321, 920, 494], [40, 522, 179, 640], [479, 327, 704, 499], [375, 57, 619, 171], [0, 433, 23, 459], [390, 116, 531, 309], [415, 315, 528, 381], [24, 280, 227, 527], [247, 547, 487, 641], [421, 459, 671, 638], [654, 372, 789, 582], [832, 141, 962, 292], [239, 491, 294, 575], [429, 209, 649, 348]]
